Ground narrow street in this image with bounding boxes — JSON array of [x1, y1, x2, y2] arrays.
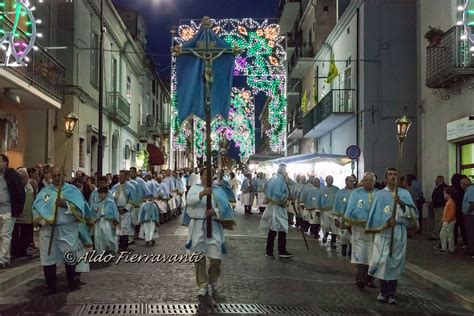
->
[[0, 206, 470, 315]]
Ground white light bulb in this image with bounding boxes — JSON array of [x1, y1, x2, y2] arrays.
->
[[33, 45, 38, 51], [24, 56, 30, 62], [470, 46, 474, 52], [458, 5, 464, 11], [457, 21, 463, 25], [36, 19, 42, 24], [30, 6, 36, 11], [1, 45, 7, 51], [39, 0, 43, 2], [37, 33, 43, 38], [461, 35, 467, 40]]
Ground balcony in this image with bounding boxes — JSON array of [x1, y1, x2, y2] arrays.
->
[[162, 122, 170, 135], [303, 89, 354, 138], [138, 123, 149, 142], [279, 0, 300, 34], [107, 92, 130, 126], [149, 120, 163, 138], [426, 26, 474, 89], [287, 78, 302, 106], [287, 108, 303, 139], [0, 17, 65, 108], [288, 42, 315, 78]]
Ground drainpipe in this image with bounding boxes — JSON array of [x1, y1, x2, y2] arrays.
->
[[356, 7, 360, 179]]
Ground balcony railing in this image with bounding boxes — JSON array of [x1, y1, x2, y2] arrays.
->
[[288, 41, 315, 75], [138, 123, 149, 142], [287, 108, 303, 133], [426, 26, 474, 89], [0, 17, 65, 101], [287, 78, 302, 94], [149, 119, 163, 137], [107, 92, 130, 126], [303, 89, 354, 136]]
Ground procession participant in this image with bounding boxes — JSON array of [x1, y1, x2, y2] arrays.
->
[[175, 172, 187, 215], [110, 170, 137, 251], [343, 172, 378, 288], [316, 175, 339, 246], [139, 194, 160, 246], [11, 167, 33, 259], [32, 166, 91, 295], [256, 172, 268, 213], [187, 168, 201, 196], [88, 176, 113, 206], [298, 175, 312, 234], [130, 167, 151, 237], [366, 168, 418, 304], [89, 187, 119, 254], [293, 175, 305, 228], [228, 172, 240, 209], [163, 170, 178, 219], [332, 175, 356, 255], [155, 174, 171, 223], [260, 164, 294, 259], [241, 173, 256, 215], [302, 177, 321, 238], [183, 168, 235, 296], [215, 171, 236, 208], [287, 175, 301, 227]]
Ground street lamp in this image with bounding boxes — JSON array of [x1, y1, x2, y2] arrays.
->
[[64, 112, 79, 139], [389, 114, 412, 257]]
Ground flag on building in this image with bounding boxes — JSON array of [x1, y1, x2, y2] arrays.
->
[[325, 53, 339, 84], [301, 90, 307, 113], [312, 79, 318, 106]]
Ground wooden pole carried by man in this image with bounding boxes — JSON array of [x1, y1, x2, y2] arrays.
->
[[174, 17, 239, 237]]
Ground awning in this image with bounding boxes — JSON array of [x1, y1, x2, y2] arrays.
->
[[270, 152, 351, 166], [248, 152, 284, 162], [147, 143, 165, 166]]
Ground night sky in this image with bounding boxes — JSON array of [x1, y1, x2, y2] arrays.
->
[[111, 0, 280, 158]]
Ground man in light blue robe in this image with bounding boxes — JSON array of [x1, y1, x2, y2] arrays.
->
[[332, 175, 356, 256], [256, 173, 268, 213], [130, 167, 150, 236], [183, 168, 235, 297], [175, 171, 187, 215], [32, 167, 91, 295], [90, 187, 119, 253], [298, 175, 312, 234], [111, 170, 137, 251], [343, 172, 378, 289], [302, 177, 321, 238], [291, 175, 303, 227], [316, 175, 339, 247], [139, 196, 160, 245], [241, 173, 256, 214], [88, 176, 114, 240], [163, 170, 178, 219], [365, 168, 418, 304], [260, 164, 294, 259]]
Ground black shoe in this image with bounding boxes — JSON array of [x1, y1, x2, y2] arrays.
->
[[42, 287, 57, 296], [278, 251, 294, 258], [341, 245, 347, 257], [356, 280, 365, 289], [266, 253, 276, 259], [322, 235, 328, 244], [151, 240, 156, 245]]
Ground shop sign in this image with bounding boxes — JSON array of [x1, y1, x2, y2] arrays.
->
[[447, 116, 474, 141]]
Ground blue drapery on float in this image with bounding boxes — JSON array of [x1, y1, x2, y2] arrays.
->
[[175, 26, 235, 123]]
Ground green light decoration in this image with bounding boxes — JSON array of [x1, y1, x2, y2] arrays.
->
[[171, 18, 287, 162], [0, 0, 42, 67]]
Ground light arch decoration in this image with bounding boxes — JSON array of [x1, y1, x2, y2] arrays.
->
[[171, 18, 287, 163], [458, 0, 474, 52], [0, 0, 42, 66]]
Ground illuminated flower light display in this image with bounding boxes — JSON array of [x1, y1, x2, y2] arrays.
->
[[171, 18, 287, 160], [0, 0, 42, 66], [458, 0, 474, 53]]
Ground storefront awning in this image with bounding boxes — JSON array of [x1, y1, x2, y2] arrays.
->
[[270, 152, 351, 166], [147, 143, 165, 166]]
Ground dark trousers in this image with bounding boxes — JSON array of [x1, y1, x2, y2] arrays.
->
[[464, 215, 474, 255], [259, 207, 266, 213], [119, 235, 129, 251], [244, 206, 252, 214], [454, 213, 468, 245], [266, 230, 287, 255], [11, 223, 33, 257], [380, 280, 398, 298], [43, 263, 77, 290], [288, 213, 294, 226], [295, 217, 303, 228], [310, 224, 320, 237], [356, 264, 374, 284]]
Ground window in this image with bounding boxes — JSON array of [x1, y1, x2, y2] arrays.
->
[[152, 80, 156, 95], [90, 32, 99, 87], [111, 57, 118, 92], [126, 75, 131, 104], [347, 27, 350, 34], [79, 138, 85, 167], [152, 100, 155, 117]]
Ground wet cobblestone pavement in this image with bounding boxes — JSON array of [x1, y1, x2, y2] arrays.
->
[[0, 206, 471, 315]]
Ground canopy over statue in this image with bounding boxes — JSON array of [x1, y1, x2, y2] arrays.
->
[[175, 22, 235, 123]]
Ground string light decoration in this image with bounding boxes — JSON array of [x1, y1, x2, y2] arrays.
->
[[0, 0, 42, 66], [458, 0, 474, 53], [171, 18, 287, 161]]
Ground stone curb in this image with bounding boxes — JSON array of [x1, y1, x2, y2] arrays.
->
[[405, 261, 474, 312], [0, 258, 43, 293]]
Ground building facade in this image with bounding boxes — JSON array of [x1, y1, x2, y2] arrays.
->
[[35, 0, 169, 177], [282, 0, 418, 179], [417, 0, 474, 195]]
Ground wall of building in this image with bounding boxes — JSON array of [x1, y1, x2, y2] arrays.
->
[[418, 0, 474, 196]]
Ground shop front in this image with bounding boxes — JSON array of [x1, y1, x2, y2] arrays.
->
[[447, 116, 474, 181]]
